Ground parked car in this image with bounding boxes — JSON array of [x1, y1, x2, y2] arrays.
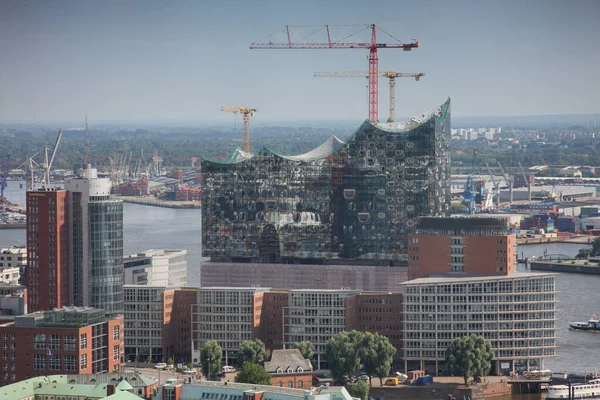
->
[[316, 372, 328, 378], [183, 369, 195, 374], [155, 363, 167, 370], [221, 365, 236, 373], [312, 376, 320, 385], [165, 364, 174, 370], [358, 374, 370, 381]]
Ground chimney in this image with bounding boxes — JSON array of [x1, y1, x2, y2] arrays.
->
[[107, 384, 117, 396]]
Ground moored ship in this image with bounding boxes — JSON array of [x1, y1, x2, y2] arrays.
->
[[547, 379, 600, 400]]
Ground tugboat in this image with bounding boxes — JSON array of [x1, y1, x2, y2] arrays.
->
[[569, 315, 600, 331]]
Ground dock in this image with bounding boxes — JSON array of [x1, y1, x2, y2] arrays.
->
[[517, 235, 593, 245], [115, 195, 201, 209]]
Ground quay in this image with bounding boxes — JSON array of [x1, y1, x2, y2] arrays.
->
[[507, 377, 551, 394], [517, 235, 593, 245], [529, 259, 600, 275], [115, 195, 202, 209]]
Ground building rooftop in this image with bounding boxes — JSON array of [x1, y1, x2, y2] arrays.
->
[[264, 349, 313, 374], [401, 271, 556, 285], [199, 286, 271, 291], [13, 306, 110, 328]]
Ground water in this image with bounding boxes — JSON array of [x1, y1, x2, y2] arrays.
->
[[1, 181, 599, 378]]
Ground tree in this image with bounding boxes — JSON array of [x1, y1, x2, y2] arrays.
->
[[445, 334, 494, 386], [234, 362, 273, 385], [238, 339, 266, 365], [350, 380, 370, 400], [325, 330, 363, 384], [201, 340, 223, 380], [146, 356, 152, 364], [362, 332, 396, 385], [294, 341, 315, 362], [591, 237, 600, 257], [167, 357, 174, 366], [188, 361, 194, 370]]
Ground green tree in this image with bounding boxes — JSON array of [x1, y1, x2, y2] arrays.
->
[[445, 334, 494, 386], [234, 362, 273, 385], [238, 339, 266, 365], [201, 340, 223, 380], [188, 361, 194, 370], [591, 237, 600, 256], [294, 341, 315, 362], [362, 332, 396, 385], [325, 330, 363, 384], [350, 380, 370, 400], [167, 357, 174, 366]]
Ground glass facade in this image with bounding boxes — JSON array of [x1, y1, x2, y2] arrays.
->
[[89, 199, 124, 315], [202, 99, 451, 264]]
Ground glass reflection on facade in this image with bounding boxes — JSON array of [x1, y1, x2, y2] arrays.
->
[[202, 98, 451, 264]]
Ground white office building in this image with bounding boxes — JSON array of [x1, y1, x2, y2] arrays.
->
[[0, 246, 26, 285], [400, 272, 556, 375], [124, 249, 187, 286], [284, 289, 360, 370]]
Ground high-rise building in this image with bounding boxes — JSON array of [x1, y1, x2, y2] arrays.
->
[[25, 189, 69, 312], [65, 165, 124, 315], [407, 217, 516, 280]]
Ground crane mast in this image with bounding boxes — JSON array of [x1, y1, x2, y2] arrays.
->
[[518, 162, 532, 202], [221, 107, 257, 154], [314, 71, 424, 122], [497, 161, 513, 206], [250, 24, 418, 123]]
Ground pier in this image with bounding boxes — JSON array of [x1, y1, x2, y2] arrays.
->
[[530, 259, 600, 275], [114, 195, 201, 209], [507, 377, 551, 394]]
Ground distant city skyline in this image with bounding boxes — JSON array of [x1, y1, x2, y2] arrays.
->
[[0, 0, 598, 122]]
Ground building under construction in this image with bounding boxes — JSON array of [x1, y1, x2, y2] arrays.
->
[[201, 98, 451, 265]]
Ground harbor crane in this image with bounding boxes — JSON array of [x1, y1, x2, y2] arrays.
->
[[485, 162, 501, 209], [250, 24, 419, 123], [314, 71, 424, 122], [518, 162, 532, 202], [463, 150, 478, 214], [221, 107, 257, 154], [41, 129, 63, 188], [497, 161, 514, 206], [0, 154, 10, 202]]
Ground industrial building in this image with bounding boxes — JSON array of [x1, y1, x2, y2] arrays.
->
[[201, 99, 451, 265], [123, 249, 187, 286]]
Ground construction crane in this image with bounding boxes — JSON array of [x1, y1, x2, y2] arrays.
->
[[485, 162, 500, 209], [518, 162, 532, 202], [497, 161, 513, 206], [221, 107, 257, 154], [41, 129, 63, 188], [250, 24, 419, 123], [463, 150, 478, 215], [314, 71, 424, 122], [0, 154, 10, 203]]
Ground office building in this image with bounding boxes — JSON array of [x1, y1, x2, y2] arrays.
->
[[170, 288, 197, 363], [191, 287, 267, 365], [25, 189, 69, 312], [0, 246, 26, 285], [0, 283, 27, 320], [123, 285, 175, 363], [124, 249, 187, 286], [407, 217, 515, 280], [400, 272, 556, 375], [201, 99, 451, 265], [65, 165, 124, 315], [0, 306, 123, 385]]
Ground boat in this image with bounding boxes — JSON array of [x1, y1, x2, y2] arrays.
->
[[569, 315, 600, 331], [547, 379, 600, 399]]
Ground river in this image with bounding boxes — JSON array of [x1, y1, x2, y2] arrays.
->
[[1, 181, 599, 378]]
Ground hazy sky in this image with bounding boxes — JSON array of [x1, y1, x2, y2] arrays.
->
[[0, 0, 599, 122]]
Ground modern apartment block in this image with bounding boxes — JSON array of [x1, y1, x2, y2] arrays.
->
[[65, 165, 124, 315], [283, 289, 360, 370], [171, 288, 197, 363], [25, 189, 69, 312], [400, 272, 556, 375], [123, 285, 175, 363], [407, 217, 516, 280], [124, 249, 187, 286], [0, 306, 123, 385], [0, 246, 26, 285], [191, 287, 267, 365]]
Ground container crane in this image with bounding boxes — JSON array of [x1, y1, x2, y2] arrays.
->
[[250, 24, 419, 123], [221, 107, 257, 154], [497, 161, 513, 206], [314, 71, 424, 122], [41, 129, 63, 188], [463, 150, 478, 214], [518, 162, 532, 202], [485, 162, 500, 209]]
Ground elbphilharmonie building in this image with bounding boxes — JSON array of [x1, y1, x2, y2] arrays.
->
[[201, 98, 451, 265]]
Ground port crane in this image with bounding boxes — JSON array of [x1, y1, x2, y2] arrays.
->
[[485, 162, 501, 209], [41, 129, 63, 188], [314, 71, 424, 122], [250, 24, 419, 123], [497, 161, 513, 206], [463, 150, 478, 214], [221, 107, 257, 154], [518, 162, 532, 202]]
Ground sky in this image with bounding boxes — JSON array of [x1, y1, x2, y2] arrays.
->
[[0, 0, 599, 123]]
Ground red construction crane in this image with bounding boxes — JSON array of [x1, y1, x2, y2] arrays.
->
[[250, 24, 418, 123]]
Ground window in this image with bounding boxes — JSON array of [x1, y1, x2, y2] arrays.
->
[[297, 380, 304, 388], [277, 381, 283, 387], [113, 326, 119, 340], [34, 354, 45, 370], [64, 355, 76, 371], [49, 355, 61, 370], [80, 354, 87, 370], [288, 381, 293, 388], [34, 334, 46, 350], [64, 335, 77, 351], [49, 334, 61, 350], [80, 334, 87, 350], [113, 345, 119, 361]]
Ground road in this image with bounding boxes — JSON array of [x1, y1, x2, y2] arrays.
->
[[124, 366, 200, 385]]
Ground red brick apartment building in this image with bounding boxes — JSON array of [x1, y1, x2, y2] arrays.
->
[[407, 217, 516, 280], [0, 306, 123, 385], [26, 189, 69, 312], [258, 291, 288, 354], [170, 288, 197, 362]]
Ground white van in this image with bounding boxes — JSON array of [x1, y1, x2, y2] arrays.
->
[[155, 363, 167, 370], [221, 366, 236, 373]]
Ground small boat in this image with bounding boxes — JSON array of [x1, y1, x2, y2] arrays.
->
[[547, 379, 600, 400], [569, 315, 600, 331]]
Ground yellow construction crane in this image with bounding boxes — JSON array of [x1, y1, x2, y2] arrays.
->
[[221, 106, 257, 154], [314, 71, 424, 123]]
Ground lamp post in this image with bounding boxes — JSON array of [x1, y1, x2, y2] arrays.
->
[[208, 356, 212, 381]]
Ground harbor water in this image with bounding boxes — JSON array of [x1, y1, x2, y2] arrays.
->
[[1, 182, 599, 379]]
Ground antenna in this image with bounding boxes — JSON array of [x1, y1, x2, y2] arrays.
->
[[84, 115, 89, 165]]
